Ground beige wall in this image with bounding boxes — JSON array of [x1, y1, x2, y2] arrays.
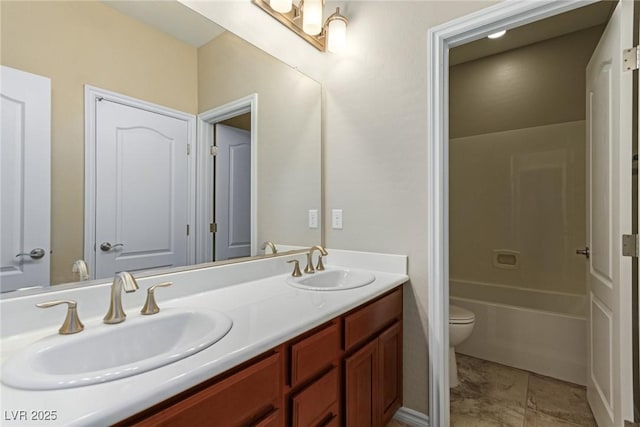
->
[[449, 29, 597, 297], [450, 26, 602, 138], [1, 1, 198, 284], [450, 121, 586, 295], [198, 32, 322, 249]]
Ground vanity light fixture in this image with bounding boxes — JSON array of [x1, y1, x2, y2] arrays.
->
[[253, 0, 349, 53], [270, 0, 292, 13], [488, 30, 507, 39]]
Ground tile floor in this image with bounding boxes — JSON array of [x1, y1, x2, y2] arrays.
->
[[450, 354, 597, 427]]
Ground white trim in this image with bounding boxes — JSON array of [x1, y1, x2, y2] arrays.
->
[[394, 407, 429, 427], [83, 86, 196, 280], [196, 94, 259, 262], [426, 1, 598, 425]]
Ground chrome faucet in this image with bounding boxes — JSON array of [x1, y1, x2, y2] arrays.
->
[[261, 241, 278, 254], [305, 245, 328, 274], [103, 271, 139, 324]]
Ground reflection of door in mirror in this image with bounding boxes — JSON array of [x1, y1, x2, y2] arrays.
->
[[85, 87, 196, 280], [214, 123, 251, 261], [0, 66, 51, 292]]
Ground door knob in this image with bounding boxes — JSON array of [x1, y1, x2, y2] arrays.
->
[[575, 247, 590, 259], [100, 242, 124, 252], [15, 248, 46, 260]]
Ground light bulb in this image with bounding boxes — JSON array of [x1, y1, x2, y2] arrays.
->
[[270, 0, 292, 13], [488, 30, 506, 39], [327, 14, 347, 53], [303, 0, 322, 36]]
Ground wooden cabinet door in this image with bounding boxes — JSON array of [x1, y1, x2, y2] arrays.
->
[[345, 339, 378, 427], [378, 321, 402, 425]]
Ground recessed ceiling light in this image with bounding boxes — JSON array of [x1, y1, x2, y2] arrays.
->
[[488, 30, 507, 39]]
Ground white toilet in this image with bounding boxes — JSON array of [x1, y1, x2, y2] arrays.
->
[[449, 304, 475, 388]]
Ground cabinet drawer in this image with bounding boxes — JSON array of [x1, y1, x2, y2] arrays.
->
[[134, 353, 280, 427], [344, 288, 402, 351], [291, 367, 339, 427], [290, 321, 340, 387]]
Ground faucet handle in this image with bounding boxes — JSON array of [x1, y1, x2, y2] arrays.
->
[[36, 300, 84, 335], [141, 282, 173, 315], [286, 260, 303, 277], [316, 254, 326, 271]]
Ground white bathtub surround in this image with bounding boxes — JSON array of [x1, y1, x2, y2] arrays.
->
[[450, 279, 586, 386], [0, 249, 407, 426]]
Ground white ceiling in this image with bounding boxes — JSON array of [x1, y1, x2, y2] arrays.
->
[[450, 1, 616, 66], [101, 0, 226, 48]]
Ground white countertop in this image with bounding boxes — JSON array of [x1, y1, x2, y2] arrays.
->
[[0, 249, 408, 426]]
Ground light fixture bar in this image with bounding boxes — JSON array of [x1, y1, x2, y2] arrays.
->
[[253, 0, 325, 51]]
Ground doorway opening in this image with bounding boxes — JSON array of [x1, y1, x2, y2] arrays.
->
[[196, 94, 258, 263], [448, 2, 612, 425], [427, 1, 636, 426]]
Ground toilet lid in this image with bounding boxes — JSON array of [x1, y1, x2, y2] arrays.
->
[[450, 305, 475, 323]]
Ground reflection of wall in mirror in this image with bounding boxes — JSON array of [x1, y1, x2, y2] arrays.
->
[[1, 1, 322, 287], [198, 31, 322, 252], [1, 1, 198, 285]]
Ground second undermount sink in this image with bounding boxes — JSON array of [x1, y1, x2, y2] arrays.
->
[[287, 268, 376, 291], [2, 308, 232, 390]]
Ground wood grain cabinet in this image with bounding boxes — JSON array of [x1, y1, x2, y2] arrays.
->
[[344, 290, 403, 427], [119, 286, 403, 427]]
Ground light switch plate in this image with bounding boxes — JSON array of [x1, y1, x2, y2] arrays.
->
[[308, 209, 318, 229], [331, 209, 343, 229]]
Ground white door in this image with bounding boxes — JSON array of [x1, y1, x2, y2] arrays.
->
[[585, 1, 634, 426], [0, 66, 51, 292], [214, 124, 251, 261], [94, 99, 190, 278]]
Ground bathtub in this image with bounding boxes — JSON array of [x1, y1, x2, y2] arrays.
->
[[450, 279, 587, 385]]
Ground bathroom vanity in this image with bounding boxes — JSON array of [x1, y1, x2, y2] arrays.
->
[[119, 287, 402, 426], [0, 249, 407, 426]]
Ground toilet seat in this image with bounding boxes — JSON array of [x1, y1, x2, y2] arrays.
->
[[449, 305, 475, 324]]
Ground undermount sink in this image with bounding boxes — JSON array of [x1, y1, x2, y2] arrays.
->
[[2, 308, 232, 390], [287, 268, 376, 291]]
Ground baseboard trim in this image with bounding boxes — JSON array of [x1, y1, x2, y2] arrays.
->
[[393, 407, 429, 426]]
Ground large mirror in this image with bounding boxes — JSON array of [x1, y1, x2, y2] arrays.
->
[[0, 0, 322, 294]]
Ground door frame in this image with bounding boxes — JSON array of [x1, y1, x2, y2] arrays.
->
[[196, 94, 259, 263], [426, 1, 599, 425], [84, 86, 197, 280]]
